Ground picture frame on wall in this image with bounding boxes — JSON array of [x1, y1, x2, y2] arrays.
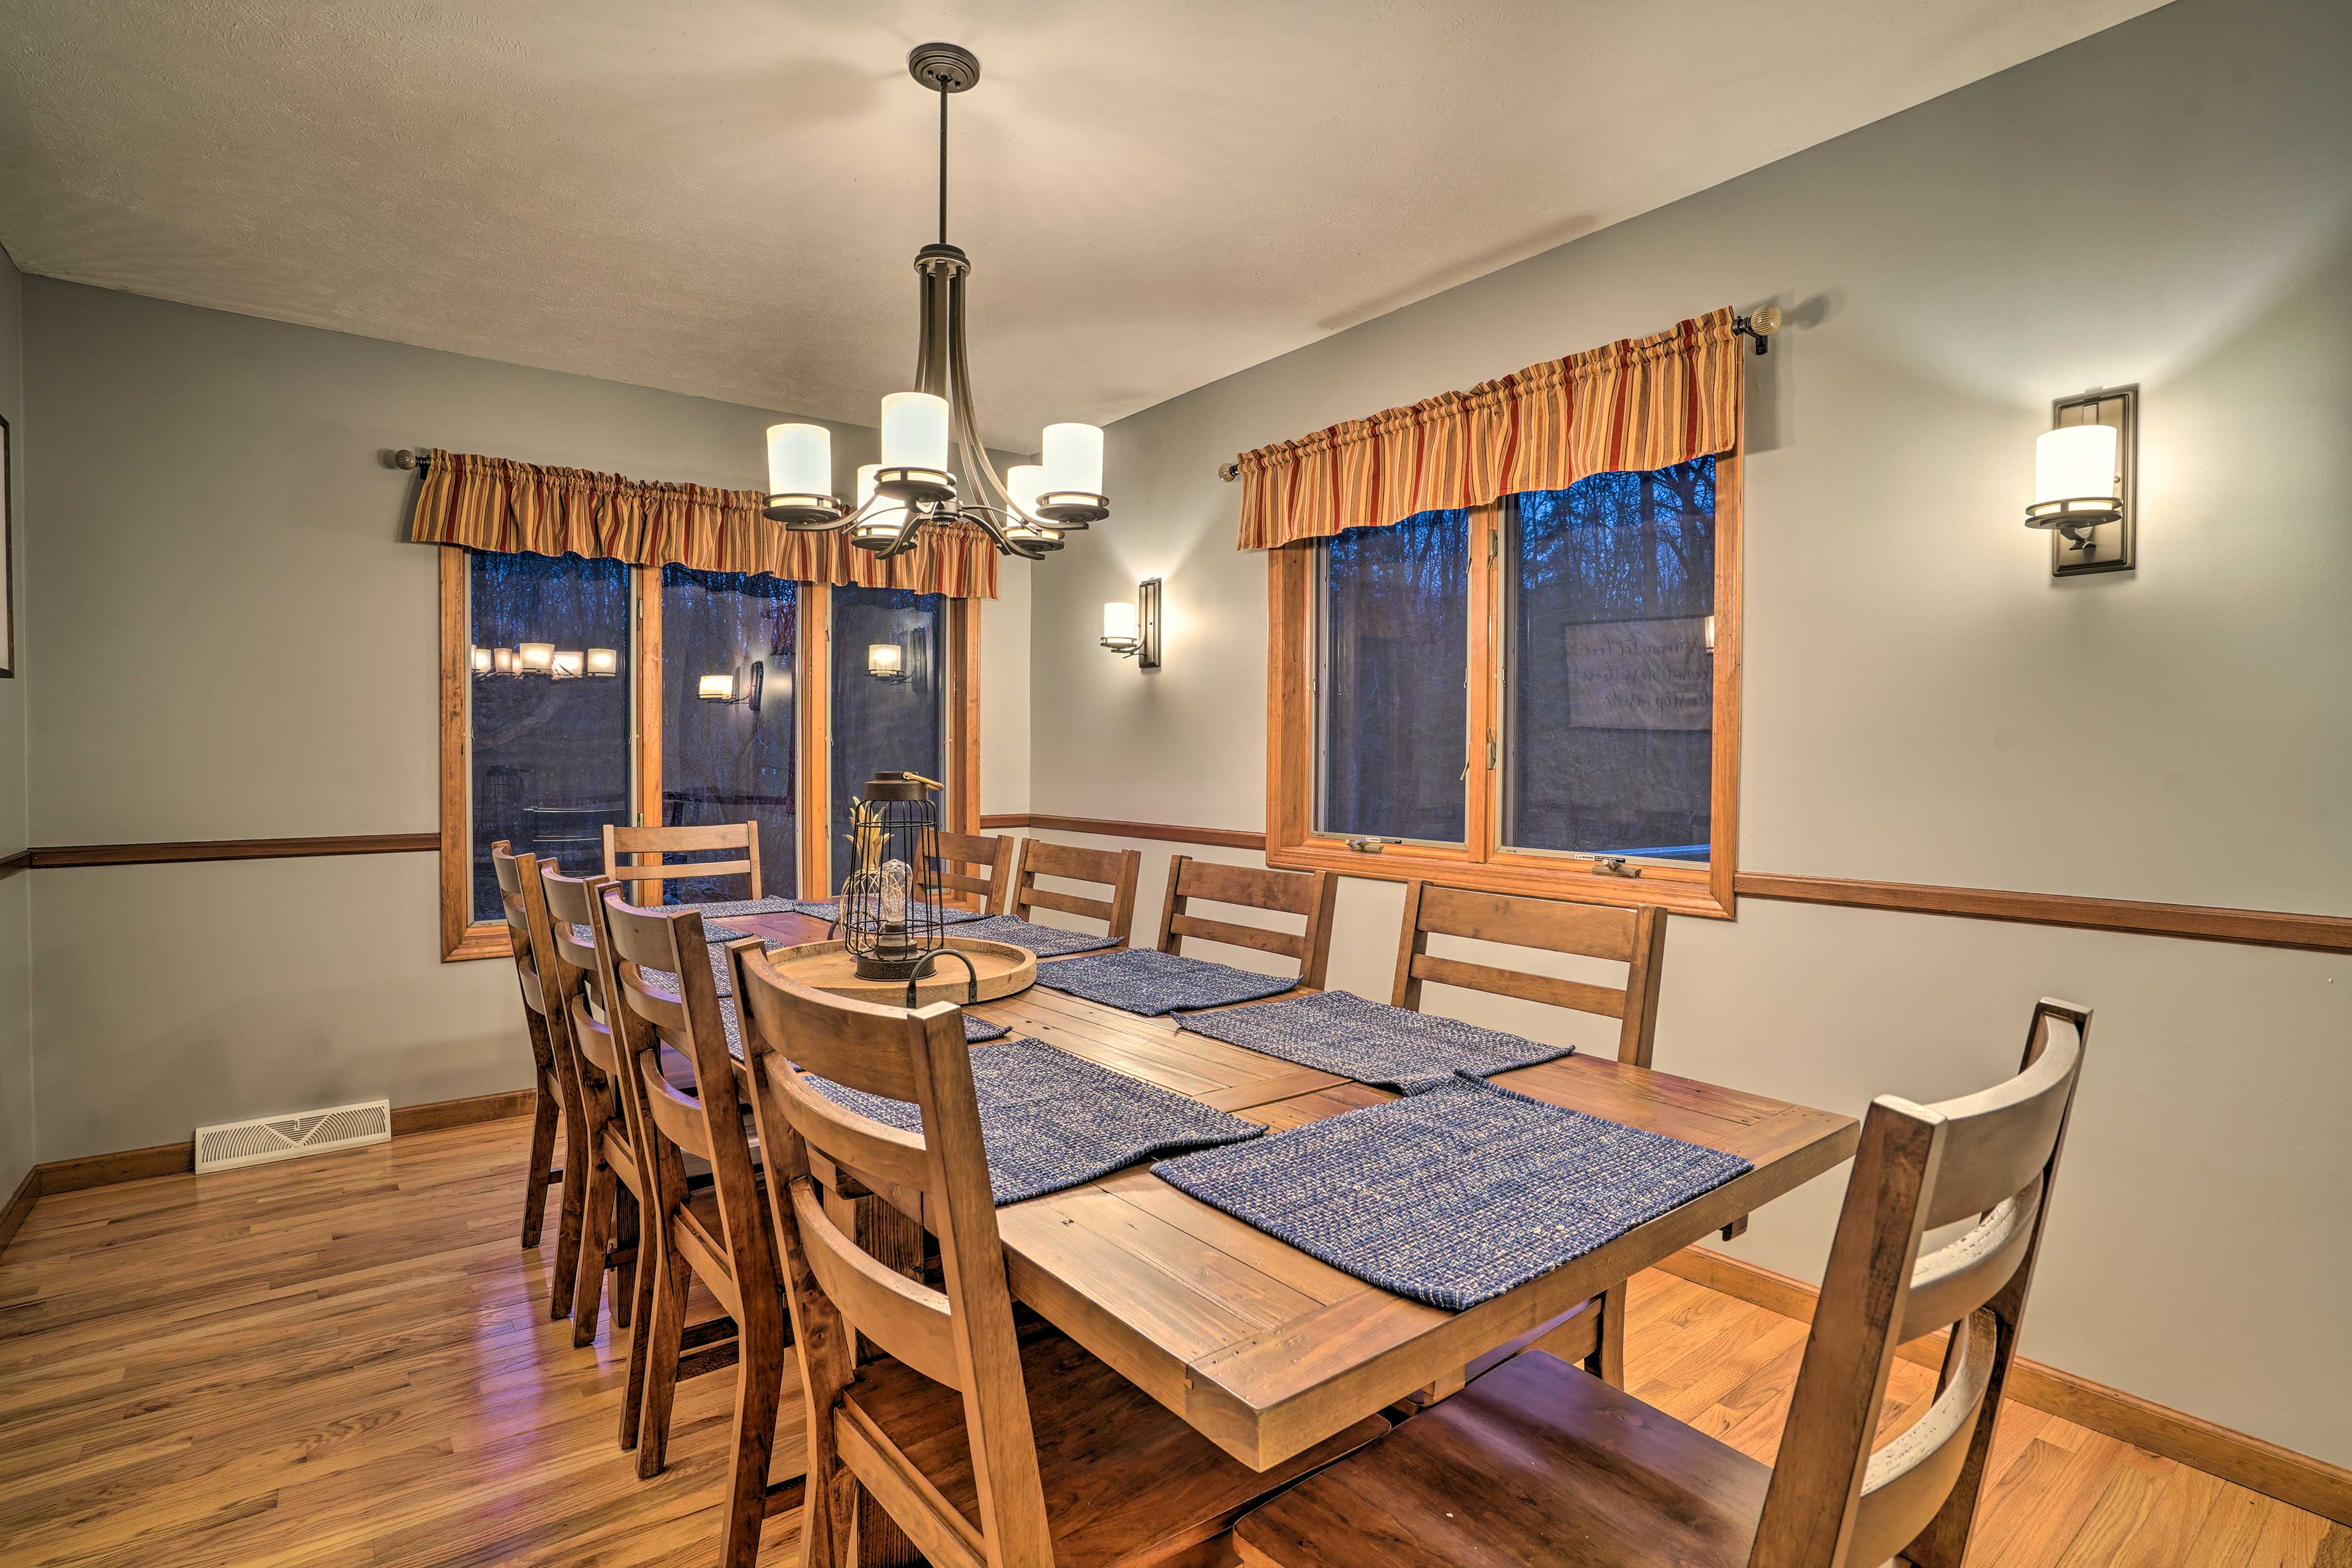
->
[[0, 413, 12, 677]]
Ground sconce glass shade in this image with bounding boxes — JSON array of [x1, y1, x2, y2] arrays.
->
[[518, 642, 555, 673], [698, 673, 736, 702], [766, 422, 832, 498], [880, 393, 951, 472], [585, 647, 619, 677], [492, 647, 519, 675], [2029, 423, 2122, 528], [1042, 424, 1104, 496], [470, 646, 492, 674], [550, 649, 585, 680], [1101, 599, 1140, 652], [868, 643, 903, 677]]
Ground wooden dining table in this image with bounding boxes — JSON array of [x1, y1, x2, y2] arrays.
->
[[720, 908, 1859, 1480]]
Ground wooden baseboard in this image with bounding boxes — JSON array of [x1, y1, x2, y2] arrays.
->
[[1657, 1246, 2352, 1526], [0, 1088, 543, 1258], [0, 1165, 37, 1256]]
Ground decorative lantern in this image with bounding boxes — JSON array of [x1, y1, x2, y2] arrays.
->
[[839, 772, 973, 999]]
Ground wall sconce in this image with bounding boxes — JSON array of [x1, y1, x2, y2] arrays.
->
[[699, 661, 766, 713], [517, 642, 555, 674], [1100, 578, 1163, 668], [492, 647, 519, 675], [471, 646, 492, 674], [585, 647, 619, 677], [2026, 386, 2136, 576], [867, 642, 906, 681]]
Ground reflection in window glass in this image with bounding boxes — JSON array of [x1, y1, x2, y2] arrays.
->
[[829, 586, 947, 892], [660, 565, 798, 902], [1504, 457, 1715, 861], [1316, 510, 1469, 843], [469, 551, 632, 921]]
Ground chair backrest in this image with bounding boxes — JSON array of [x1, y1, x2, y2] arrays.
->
[[603, 820, 763, 903], [936, 830, 1025, 916], [1390, 881, 1668, 1066], [1010, 840, 1143, 947], [594, 887, 775, 1312], [491, 841, 564, 1080], [1747, 999, 2092, 1568], [541, 864, 627, 1091], [1154, 855, 1338, 989], [729, 944, 1056, 1568]]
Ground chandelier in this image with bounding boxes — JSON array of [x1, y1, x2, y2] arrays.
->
[[761, 43, 1107, 562]]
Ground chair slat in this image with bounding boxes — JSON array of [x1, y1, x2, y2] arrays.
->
[[765, 1057, 937, 1194], [1920, 1013, 2081, 1229], [1015, 840, 1141, 943], [603, 820, 762, 900], [1417, 883, 1640, 962], [1903, 1175, 2042, 1336], [793, 1180, 962, 1389], [1852, 1308, 1998, 1566], [1410, 953, 1628, 1019], [638, 1060, 715, 1161], [1172, 858, 1321, 916], [1020, 885, 1114, 921], [734, 946, 930, 1104], [1170, 911, 1303, 961], [608, 858, 756, 881]]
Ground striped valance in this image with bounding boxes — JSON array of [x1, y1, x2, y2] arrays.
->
[[1234, 307, 1743, 550], [408, 449, 997, 599]]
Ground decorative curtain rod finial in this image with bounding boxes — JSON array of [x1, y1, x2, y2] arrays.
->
[[390, 448, 431, 470], [1732, 304, 1782, 355], [1217, 461, 1241, 483]]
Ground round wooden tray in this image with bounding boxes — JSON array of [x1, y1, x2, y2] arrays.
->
[[763, 936, 1037, 1006]]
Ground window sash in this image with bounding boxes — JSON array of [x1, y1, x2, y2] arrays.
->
[[439, 551, 981, 960], [1268, 452, 1742, 919]]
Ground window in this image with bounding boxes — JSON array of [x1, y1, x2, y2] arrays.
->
[[439, 552, 980, 959], [827, 587, 949, 891], [1268, 453, 1740, 918]]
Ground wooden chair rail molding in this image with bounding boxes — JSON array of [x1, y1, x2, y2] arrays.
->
[[9, 832, 439, 870], [980, 815, 2352, 955], [0, 1087, 540, 1259], [1657, 1245, 2352, 1527]]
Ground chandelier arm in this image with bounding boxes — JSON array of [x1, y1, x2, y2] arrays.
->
[[944, 267, 1024, 519]]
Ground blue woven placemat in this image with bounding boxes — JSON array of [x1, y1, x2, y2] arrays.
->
[[1178, 989, 1574, 1093], [949, 914, 1121, 957], [808, 1037, 1263, 1204], [1034, 948, 1300, 1016], [1153, 1074, 1753, 1310]]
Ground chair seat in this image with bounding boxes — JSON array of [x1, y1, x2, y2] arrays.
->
[[1234, 1349, 1770, 1568], [846, 1313, 1390, 1568]]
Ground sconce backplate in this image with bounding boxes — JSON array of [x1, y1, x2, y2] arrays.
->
[[1137, 578, 1163, 669], [2049, 386, 2136, 578]]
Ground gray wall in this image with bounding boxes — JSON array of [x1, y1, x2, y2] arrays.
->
[[0, 248, 29, 1201], [17, 281, 1029, 1160], [1028, 0, 2352, 1466]]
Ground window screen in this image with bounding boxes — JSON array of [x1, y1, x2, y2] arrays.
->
[[467, 551, 632, 920], [1314, 509, 1471, 844], [659, 565, 798, 901], [1502, 457, 1715, 861]]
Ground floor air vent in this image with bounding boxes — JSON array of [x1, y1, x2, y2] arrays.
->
[[195, 1099, 393, 1173]]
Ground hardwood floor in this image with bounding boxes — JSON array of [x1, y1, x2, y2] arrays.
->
[[1, 1116, 2342, 1567]]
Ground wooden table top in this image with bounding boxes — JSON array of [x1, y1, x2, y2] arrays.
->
[[717, 908, 1861, 1472]]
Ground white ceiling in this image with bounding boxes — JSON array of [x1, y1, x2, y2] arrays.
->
[[0, 1, 2163, 448]]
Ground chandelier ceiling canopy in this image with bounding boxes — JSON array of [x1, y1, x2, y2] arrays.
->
[[762, 43, 1106, 563]]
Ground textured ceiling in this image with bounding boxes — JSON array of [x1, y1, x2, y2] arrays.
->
[[0, 0, 2163, 447]]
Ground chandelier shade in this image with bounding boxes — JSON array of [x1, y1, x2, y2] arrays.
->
[[759, 43, 1109, 562]]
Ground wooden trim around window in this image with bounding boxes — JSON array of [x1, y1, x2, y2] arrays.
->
[[796, 587, 832, 899], [435, 548, 492, 960], [1266, 454, 1744, 919], [949, 597, 982, 840]]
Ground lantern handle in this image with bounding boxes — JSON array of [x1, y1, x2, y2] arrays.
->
[[914, 947, 980, 1008]]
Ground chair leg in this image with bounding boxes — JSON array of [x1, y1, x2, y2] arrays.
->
[[617, 1196, 660, 1452], [612, 1183, 640, 1330], [635, 1248, 692, 1479], [1583, 1281, 1629, 1388], [520, 1089, 561, 1249], [547, 1118, 590, 1321], [718, 1310, 790, 1568], [573, 1162, 613, 1349]]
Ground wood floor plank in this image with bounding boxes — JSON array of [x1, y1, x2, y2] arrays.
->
[[0, 1118, 2331, 1567]]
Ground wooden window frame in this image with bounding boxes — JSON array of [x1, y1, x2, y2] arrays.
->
[[439, 547, 982, 960], [1265, 452, 1743, 920]]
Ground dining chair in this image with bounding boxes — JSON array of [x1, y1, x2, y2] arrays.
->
[[598, 892, 802, 1563], [1390, 879, 1668, 1386], [604, 820, 763, 906], [935, 829, 1025, 915], [1010, 839, 1144, 946], [489, 841, 591, 1317], [1154, 856, 1338, 989], [729, 949, 1392, 1568], [1232, 998, 2093, 1568]]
